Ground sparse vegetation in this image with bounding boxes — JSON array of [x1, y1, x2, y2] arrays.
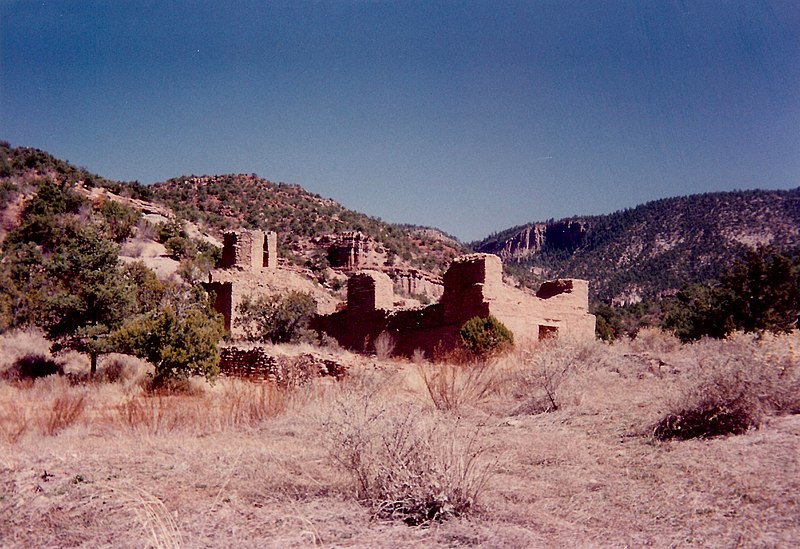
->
[[2, 143, 800, 547], [654, 333, 800, 440], [236, 291, 317, 344], [1, 326, 799, 546], [320, 398, 493, 525]]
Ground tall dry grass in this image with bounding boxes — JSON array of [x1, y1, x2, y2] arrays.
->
[[414, 360, 499, 412], [654, 332, 800, 440], [318, 392, 495, 525]]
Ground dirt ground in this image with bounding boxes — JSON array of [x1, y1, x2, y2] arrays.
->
[[1, 331, 798, 548]]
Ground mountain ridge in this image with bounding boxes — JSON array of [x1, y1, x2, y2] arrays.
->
[[473, 188, 800, 303]]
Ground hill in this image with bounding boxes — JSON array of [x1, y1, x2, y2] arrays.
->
[[147, 174, 464, 275], [473, 189, 800, 303], [0, 143, 465, 288]]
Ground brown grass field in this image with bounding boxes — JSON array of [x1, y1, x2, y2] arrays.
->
[[1, 328, 798, 548]]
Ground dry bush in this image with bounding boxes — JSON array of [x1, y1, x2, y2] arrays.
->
[[40, 391, 87, 436], [415, 360, 498, 412], [629, 326, 682, 354], [96, 353, 151, 385], [135, 218, 158, 241], [374, 331, 396, 360], [506, 339, 596, 414], [116, 394, 204, 435], [3, 353, 63, 382], [320, 398, 494, 525], [217, 379, 292, 428], [0, 328, 51, 370], [0, 398, 29, 443], [654, 333, 800, 440]]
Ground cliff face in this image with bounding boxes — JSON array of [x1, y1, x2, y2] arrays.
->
[[479, 221, 588, 262], [473, 188, 800, 303]]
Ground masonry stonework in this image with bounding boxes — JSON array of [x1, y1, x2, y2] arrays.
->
[[206, 229, 279, 335], [313, 253, 596, 357]]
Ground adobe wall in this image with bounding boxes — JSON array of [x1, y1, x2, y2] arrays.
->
[[207, 270, 274, 337], [347, 270, 394, 311], [263, 231, 278, 270], [207, 228, 279, 335], [313, 253, 596, 358]]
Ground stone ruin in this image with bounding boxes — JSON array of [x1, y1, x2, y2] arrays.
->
[[206, 229, 278, 334], [313, 253, 596, 358], [207, 229, 595, 359], [317, 231, 444, 301], [219, 348, 347, 385], [324, 231, 386, 270]]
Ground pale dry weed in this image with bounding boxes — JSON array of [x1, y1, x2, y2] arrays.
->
[[373, 331, 396, 360], [655, 332, 800, 439], [320, 395, 495, 525], [414, 360, 499, 412]]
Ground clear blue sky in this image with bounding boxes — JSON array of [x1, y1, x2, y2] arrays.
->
[[2, 1, 798, 241]]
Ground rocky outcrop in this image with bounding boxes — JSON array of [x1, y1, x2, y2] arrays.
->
[[476, 221, 588, 262]]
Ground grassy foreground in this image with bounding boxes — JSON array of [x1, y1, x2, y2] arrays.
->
[[1, 329, 798, 548]]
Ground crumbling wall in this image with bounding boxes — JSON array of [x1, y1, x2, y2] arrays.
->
[[219, 347, 347, 384], [220, 229, 264, 272], [208, 281, 234, 331], [440, 254, 501, 324], [314, 253, 596, 357], [263, 231, 278, 269], [388, 268, 444, 301], [347, 270, 394, 311], [326, 231, 387, 270]]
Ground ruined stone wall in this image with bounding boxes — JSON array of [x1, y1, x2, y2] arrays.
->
[[220, 230, 264, 272], [219, 347, 347, 385], [440, 254, 502, 324], [263, 231, 278, 270], [347, 270, 394, 311], [208, 281, 234, 331], [388, 269, 444, 301], [314, 253, 596, 358], [326, 231, 387, 270]]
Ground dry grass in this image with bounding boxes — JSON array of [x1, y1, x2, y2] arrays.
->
[[0, 331, 798, 547], [318, 392, 495, 525], [414, 359, 499, 412], [654, 332, 800, 440], [374, 331, 396, 360]]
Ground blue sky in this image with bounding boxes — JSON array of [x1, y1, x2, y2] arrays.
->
[[2, 1, 798, 241]]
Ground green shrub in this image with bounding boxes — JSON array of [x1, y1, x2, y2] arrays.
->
[[98, 200, 140, 242], [113, 305, 224, 388], [459, 315, 514, 357], [164, 236, 196, 260], [236, 291, 317, 344]]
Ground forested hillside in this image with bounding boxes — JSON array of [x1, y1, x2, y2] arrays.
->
[[148, 174, 465, 274], [474, 189, 800, 303], [0, 143, 465, 277]]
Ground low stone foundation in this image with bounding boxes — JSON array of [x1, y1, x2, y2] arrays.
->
[[219, 347, 348, 385]]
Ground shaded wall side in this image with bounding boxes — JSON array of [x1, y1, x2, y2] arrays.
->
[[207, 281, 233, 331]]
